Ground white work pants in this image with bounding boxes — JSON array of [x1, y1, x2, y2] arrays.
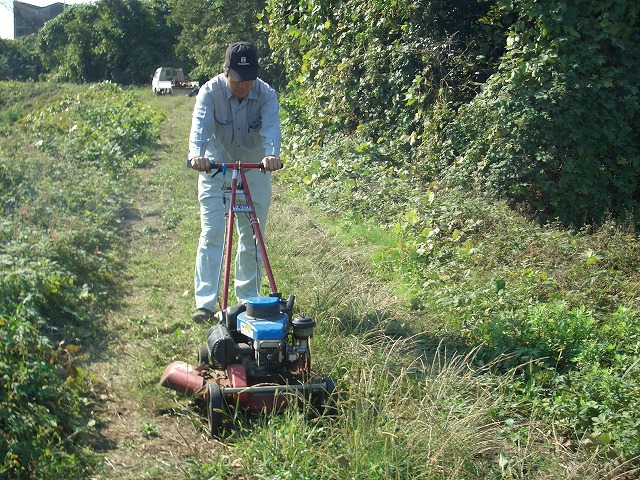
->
[[194, 169, 272, 311]]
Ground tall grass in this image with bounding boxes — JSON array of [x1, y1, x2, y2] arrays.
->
[[174, 188, 635, 479]]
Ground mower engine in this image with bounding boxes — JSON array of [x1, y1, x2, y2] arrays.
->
[[160, 294, 336, 437], [206, 296, 315, 376], [238, 303, 288, 369]]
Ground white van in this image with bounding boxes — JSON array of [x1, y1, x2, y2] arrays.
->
[[152, 68, 173, 95]]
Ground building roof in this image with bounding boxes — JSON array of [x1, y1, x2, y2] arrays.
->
[[13, 1, 67, 38]]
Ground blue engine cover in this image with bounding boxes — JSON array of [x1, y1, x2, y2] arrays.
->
[[237, 298, 287, 341], [237, 311, 288, 341]]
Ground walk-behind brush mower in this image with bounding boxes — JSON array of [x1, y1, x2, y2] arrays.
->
[[160, 161, 336, 437]]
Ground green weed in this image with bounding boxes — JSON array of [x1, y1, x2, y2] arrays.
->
[[0, 81, 161, 479]]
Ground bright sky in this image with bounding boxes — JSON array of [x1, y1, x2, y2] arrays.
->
[[0, 0, 95, 40]]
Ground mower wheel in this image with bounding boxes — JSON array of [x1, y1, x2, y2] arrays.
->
[[314, 377, 338, 416], [322, 377, 338, 415], [206, 382, 224, 437], [197, 345, 209, 367]]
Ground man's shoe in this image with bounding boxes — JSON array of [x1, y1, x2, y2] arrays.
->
[[191, 308, 214, 322]]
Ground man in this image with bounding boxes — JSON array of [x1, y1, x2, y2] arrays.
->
[[188, 41, 282, 322]]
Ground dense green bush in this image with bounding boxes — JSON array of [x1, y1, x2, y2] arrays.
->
[[0, 82, 162, 478], [0, 37, 44, 81], [0, 312, 96, 479], [448, 0, 640, 226]]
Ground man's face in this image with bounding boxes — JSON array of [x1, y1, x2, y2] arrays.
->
[[226, 74, 254, 101]]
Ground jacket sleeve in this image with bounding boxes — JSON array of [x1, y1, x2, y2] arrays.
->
[[259, 87, 282, 158], [187, 86, 215, 167]]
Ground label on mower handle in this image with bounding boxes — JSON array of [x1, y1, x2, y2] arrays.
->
[[232, 205, 254, 213]]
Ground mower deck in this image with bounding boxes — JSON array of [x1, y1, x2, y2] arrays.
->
[[160, 358, 335, 436]]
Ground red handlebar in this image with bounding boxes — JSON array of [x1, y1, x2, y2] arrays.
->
[[211, 162, 264, 169], [210, 161, 283, 173]]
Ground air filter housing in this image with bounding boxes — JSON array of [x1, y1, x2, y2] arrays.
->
[[292, 316, 315, 339], [206, 323, 236, 369]]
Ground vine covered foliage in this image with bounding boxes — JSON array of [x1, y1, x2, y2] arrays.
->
[[265, 0, 640, 227], [265, 0, 497, 150], [450, 0, 640, 226]]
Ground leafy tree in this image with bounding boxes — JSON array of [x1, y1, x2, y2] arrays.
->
[[165, 0, 218, 81], [93, 0, 180, 84], [168, 0, 277, 85], [448, 0, 640, 226], [37, 4, 100, 82], [0, 37, 44, 80], [37, 0, 179, 84]]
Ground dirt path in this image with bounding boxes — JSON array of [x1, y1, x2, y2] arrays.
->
[[89, 94, 229, 480]]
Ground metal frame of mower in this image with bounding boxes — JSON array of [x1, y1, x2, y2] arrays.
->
[[160, 161, 337, 437]]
